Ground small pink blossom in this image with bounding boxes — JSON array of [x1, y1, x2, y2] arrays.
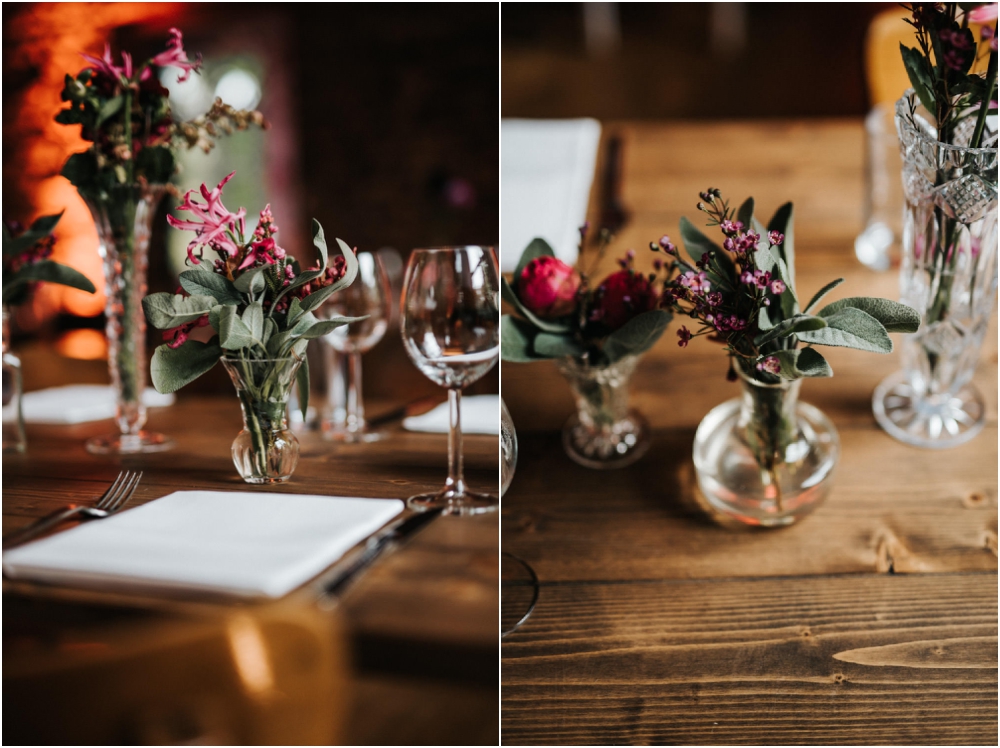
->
[[768, 231, 784, 246], [756, 356, 781, 375], [658, 235, 676, 254], [770, 279, 786, 294], [151, 27, 203, 83], [167, 171, 246, 264], [677, 326, 692, 347], [968, 4, 998, 23], [80, 43, 131, 83], [679, 270, 711, 295]]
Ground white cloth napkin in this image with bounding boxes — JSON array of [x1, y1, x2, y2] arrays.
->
[[2, 491, 404, 599], [402, 394, 498, 435], [9, 385, 175, 425], [500, 118, 602, 272]]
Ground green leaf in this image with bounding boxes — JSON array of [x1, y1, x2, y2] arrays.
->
[[287, 297, 305, 327], [1, 260, 95, 305], [29, 213, 64, 237], [311, 219, 330, 269], [232, 265, 268, 295], [297, 315, 367, 340], [141, 293, 215, 330], [295, 357, 310, 422], [754, 314, 827, 347], [773, 347, 833, 380], [797, 307, 893, 353], [736, 197, 754, 230], [208, 304, 224, 332], [679, 215, 724, 267], [149, 338, 222, 394], [512, 238, 556, 292], [501, 315, 546, 362], [261, 317, 276, 346], [217, 305, 256, 350], [60, 151, 98, 193], [533, 332, 586, 358], [500, 276, 572, 334], [767, 202, 795, 288], [603, 309, 672, 364], [242, 302, 264, 341], [816, 297, 921, 333], [900, 44, 937, 113], [773, 254, 798, 319], [96, 95, 123, 125], [803, 278, 844, 314], [178, 269, 242, 305]]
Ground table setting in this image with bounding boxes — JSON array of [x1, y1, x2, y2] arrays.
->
[[3, 23, 500, 745], [500, 4, 997, 744]]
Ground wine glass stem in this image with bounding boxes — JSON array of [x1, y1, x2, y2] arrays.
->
[[347, 351, 365, 433], [447, 387, 466, 496]]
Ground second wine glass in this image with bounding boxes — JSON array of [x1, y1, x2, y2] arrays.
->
[[321, 250, 392, 442], [401, 246, 499, 515]]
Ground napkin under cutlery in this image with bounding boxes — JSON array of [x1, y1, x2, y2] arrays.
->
[[2, 491, 404, 599], [402, 394, 499, 435]]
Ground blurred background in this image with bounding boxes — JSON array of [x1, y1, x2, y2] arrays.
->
[[3, 2, 498, 401]]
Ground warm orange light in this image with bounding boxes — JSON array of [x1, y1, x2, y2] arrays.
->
[[54, 329, 109, 360], [5, 3, 186, 326]]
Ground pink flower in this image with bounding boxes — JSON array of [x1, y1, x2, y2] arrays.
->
[[163, 315, 209, 349], [768, 231, 784, 246], [677, 326, 692, 347], [151, 28, 202, 83], [80, 43, 132, 83], [167, 171, 246, 264], [770, 279, 786, 294], [679, 270, 711, 295], [594, 270, 660, 330], [969, 4, 998, 23], [756, 356, 781, 375], [658, 235, 676, 254], [518, 256, 581, 318]]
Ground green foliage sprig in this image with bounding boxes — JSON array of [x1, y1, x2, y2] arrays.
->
[[2, 213, 96, 306]]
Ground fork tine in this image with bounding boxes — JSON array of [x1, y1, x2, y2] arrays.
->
[[106, 471, 142, 513], [95, 471, 128, 510]]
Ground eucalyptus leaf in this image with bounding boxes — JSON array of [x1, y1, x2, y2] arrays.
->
[[179, 269, 241, 305], [797, 307, 893, 353], [501, 315, 545, 362], [603, 309, 672, 364], [816, 297, 920, 333], [803, 278, 845, 314], [773, 347, 833, 380], [512, 238, 556, 292], [149, 338, 223, 394], [500, 276, 572, 334], [142, 293, 215, 330], [295, 357, 310, 422], [534, 332, 586, 358]]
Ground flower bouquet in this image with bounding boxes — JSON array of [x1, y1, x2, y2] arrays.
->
[[3, 213, 96, 452], [661, 189, 920, 525], [142, 173, 362, 484], [875, 3, 998, 447], [56, 28, 266, 455], [501, 232, 672, 468]]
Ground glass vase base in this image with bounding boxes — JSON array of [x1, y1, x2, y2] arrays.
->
[[240, 475, 292, 485], [324, 428, 385, 444], [85, 431, 175, 455], [407, 489, 498, 516], [873, 370, 985, 449], [562, 410, 650, 470]]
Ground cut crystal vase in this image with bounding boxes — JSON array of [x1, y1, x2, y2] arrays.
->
[[693, 369, 840, 527], [873, 92, 998, 449], [556, 354, 649, 469], [84, 185, 174, 454]]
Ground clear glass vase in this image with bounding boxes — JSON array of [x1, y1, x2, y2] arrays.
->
[[556, 354, 649, 469], [84, 185, 174, 454], [221, 355, 303, 484], [2, 309, 26, 454], [693, 369, 840, 527], [873, 92, 998, 449]]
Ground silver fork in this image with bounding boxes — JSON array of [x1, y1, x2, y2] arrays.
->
[[2, 470, 143, 550]]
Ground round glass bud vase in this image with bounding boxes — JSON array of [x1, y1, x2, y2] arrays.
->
[[221, 355, 303, 484], [556, 354, 649, 469], [693, 369, 840, 527]]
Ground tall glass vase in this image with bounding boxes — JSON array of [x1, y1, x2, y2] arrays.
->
[[84, 185, 174, 454], [2, 308, 26, 454], [556, 354, 650, 469], [873, 92, 998, 449]]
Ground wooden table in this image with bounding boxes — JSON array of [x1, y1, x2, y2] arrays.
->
[[501, 120, 998, 745], [3, 390, 499, 745]]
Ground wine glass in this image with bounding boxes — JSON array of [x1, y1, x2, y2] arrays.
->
[[400, 246, 499, 515], [321, 250, 392, 442]]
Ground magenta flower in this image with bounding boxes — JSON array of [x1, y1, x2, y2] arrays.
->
[[80, 43, 132, 83], [150, 28, 203, 83], [167, 171, 246, 264], [719, 219, 741, 236], [756, 356, 781, 375], [969, 4, 998, 23], [983, 26, 999, 51], [163, 314, 209, 349], [770, 279, 786, 294], [768, 230, 784, 246], [677, 326, 692, 347], [679, 270, 711, 294], [658, 235, 676, 254]]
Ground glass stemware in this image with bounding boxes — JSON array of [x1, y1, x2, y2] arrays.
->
[[321, 251, 393, 442], [400, 246, 499, 515]]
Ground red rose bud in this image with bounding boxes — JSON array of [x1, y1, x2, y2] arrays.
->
[[595, 269, 659, 331], [518, 256, 581, 318]]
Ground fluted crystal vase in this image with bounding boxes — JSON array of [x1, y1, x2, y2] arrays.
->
[[873, 92, 998, 449], [221, 355, 303, 484], [84, 186, 174, 454], [2, 309, 26, 454], [556, 354, 649, 469], [693, 370, 840, 527]]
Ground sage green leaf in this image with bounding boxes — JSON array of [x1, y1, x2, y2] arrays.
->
[[287, 297, 305, 327], [773, 347, 833, 380], [736, 197, 755, 230], [900, 44, 937, 113], [179, 269, 241, 305], [533, 332, 586, 358], [679, 216, 724, 267], [233, 265, 268, 295], [757, 303, 777, 331], [327, 237, 360, 294], [295, 357, 310, 421], [242, 302, 264, 340], [149, 338, 222, 394], [603, 309, 672, 363], [2, 260, 95, 305], [291, 310, 320, 336], [773, 254, 799, 318], [512, 238, 556, 292], [803, 278, 845, 313], [298, 316, 367, 340], [208, 304, 224, 332], [218, 305, 255, 350], [298, 282, 340, 314], [501, 315, 545, 362], [816, 296, 920, 333], [767, 202, 794, 287], [261, 317, 276, 346], [267, 329, 294, 357], [60, 151, 98, 192], [291, 338, 309, 357], [797, 307, 893, 353], [97, 94, 123, 125], [311, 219, 330, 269], [500, 276, 572, 334], [141, 293, 215, 330], [754, 314, 827, 347]]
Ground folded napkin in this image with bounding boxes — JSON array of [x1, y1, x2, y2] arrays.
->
[[500, 118, 602, 272], [403, 394, 499, 435], [9, 385, 175, 425], [2, 491, 404, 599]]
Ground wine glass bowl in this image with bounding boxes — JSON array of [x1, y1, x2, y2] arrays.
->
[[400, 246, 500, 515]]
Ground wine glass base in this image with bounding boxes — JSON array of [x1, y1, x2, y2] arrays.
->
[[873, 370, 985, 449], [562, 409, 650, 469], [85, 431, 175, 455], [407, 489, 498, 516]]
